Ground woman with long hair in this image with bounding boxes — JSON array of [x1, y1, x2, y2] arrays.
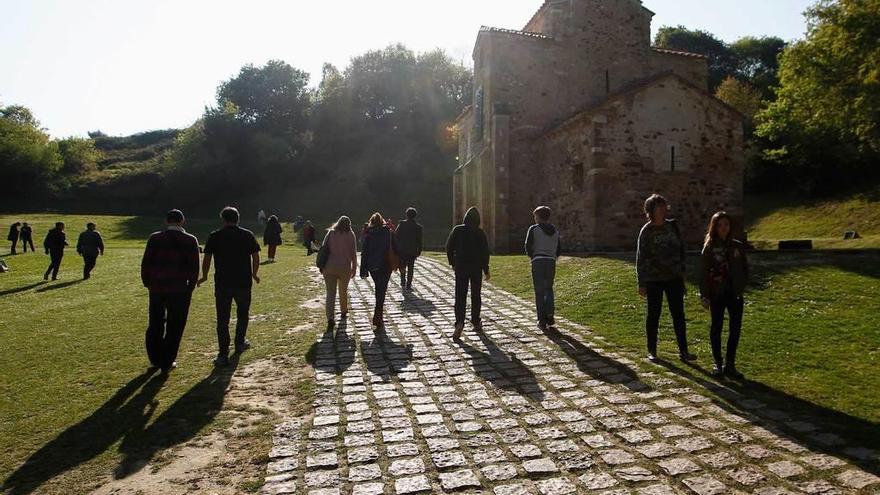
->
[[263, 215, 283, 263], [636, 194, 695, 363], [320, 216, 358, 331], [360, 212, 398, 329], [699, 211, 749, 379]]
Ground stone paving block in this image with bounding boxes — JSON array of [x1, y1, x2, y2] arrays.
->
[[307, 488, 340, 495], [536, 477, 577, 495], [682, 474, 728, 495], [494, 482, 534, 495], [394, 475, 432, 494], [304, 470, 340, 488], [352, 482, 385, 495], [636, 442, 676, 458], [348, 463, 382, 482], [797, 480, 843, 494], [740, 444, 774, 459], [599, 449, 636, 465], [697, 451, 739, 468], [578, 472, 619, 490], [474, 447, 508, 465], [510, 444, 543, 459], [389, 457, 426, 476], [800, 453, 846, 470], [306, 452, 338, 469], [726, 466, 766, 486], [836, 469, 880, 489], [482, 463, 519, 481], [615, 466, 657, 482], [439, 469, 482, 490], [766, 460, 806, 478], [674, 436, 714, 452], [637, 484, 677, 495], [386, 442, 420, 458], [582, 433, 613, 448], [658, 457, 701, 476], [523, 457, 559, 476], [432, 450, 467, 469], [617, 429, 653, 444], [427, 437, 459, 452], [267, 457, 299, 473]]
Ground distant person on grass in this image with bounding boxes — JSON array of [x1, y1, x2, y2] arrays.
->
[[199, 206, 261, 367], [319, 215, 358, 331], [19, 222, 34, 253], [263, 215, 283, 263], [141, 209, 200, 373], [636, 194, 696, 363], [395, 207, 423, 291], [360, 212, 398, 330], [7, 222, 20, 254], [42, 222, 68, 281], [700, 211, 749, 379], [303, 221, 317, 256], [525, 206, 561, 332], [77, 222, 105, 280], [446, 207, 490, 341]]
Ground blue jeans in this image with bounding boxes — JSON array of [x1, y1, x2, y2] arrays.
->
[[531, 258, 556, 325]]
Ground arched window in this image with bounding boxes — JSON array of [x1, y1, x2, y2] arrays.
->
[[573, 162, 584, 191]]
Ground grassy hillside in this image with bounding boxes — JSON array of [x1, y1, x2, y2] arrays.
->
[[746, 187, 880, 249]]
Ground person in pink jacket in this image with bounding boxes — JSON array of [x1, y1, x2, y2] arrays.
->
[[319, 216, 358, 332]]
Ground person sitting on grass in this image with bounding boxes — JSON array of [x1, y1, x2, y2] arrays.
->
[[700, 211, 749, 379], [525, 206, 562, 332], [77, 222, 105, 280], [199, 206, 261, 367], [636, 194, 696, 363], [141, 209, 201, 373]]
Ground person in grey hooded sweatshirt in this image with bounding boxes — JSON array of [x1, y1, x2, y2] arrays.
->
[[525, 206, 561, 331], [445, 207, 490, 341]]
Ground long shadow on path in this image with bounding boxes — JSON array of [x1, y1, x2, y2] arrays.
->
[[360, 325, 413, 383], [542, 327, 651, 392], [0, 281, 47, 297], [1, 369, 166, 495], [113, 358, 240, 479], [660, 360, 880, 475], [458, 330, 546, 403]]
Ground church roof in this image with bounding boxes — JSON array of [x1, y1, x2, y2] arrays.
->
[[651, 47, 707, 59], [524, 0, 656, 31], [479, 26, 554, 40], [543, 72, 742, 137]]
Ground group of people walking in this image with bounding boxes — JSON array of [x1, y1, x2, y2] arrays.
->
[[5, 221, 106, 280]]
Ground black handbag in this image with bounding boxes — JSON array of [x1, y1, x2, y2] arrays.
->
[[316, 233, 331, 270]]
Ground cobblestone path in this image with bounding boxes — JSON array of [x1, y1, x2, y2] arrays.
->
[[262, 259, 880, 495]]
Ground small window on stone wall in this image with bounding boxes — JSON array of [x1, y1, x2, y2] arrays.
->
[[605, 70, 610, 95], [670, 145, 676, 172], [573, 162, 584, 191]]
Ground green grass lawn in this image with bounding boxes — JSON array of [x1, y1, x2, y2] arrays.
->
[[487, 252, 880, 444], [0, 213, 321, 494]]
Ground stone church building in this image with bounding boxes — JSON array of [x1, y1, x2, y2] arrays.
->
[[453, 0, 745, 252]]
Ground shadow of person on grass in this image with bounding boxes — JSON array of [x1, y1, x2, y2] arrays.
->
[[1, 369, 166, 495], [542, 326, 651, 392], [35, 280, 83, 293], [113, 358, 240, 479], [360, 325, 413, 383], [458, 330, 546, 402], [659, 359, 880, 475], [0, 281, 47, 297]]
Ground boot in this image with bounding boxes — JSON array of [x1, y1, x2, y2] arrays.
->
[[452, 322, 465, 341]]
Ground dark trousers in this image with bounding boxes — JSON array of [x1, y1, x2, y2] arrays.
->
[[44, 251, 63, 279], [645, 278, 689, 356], [454, 268, 483, 325], [83, 254, 98, 279], [710, 293, 744, 367], [399, 256, 416, 288], [146, 291, 192, 369], [268, 244, 278, 259], [531, 259, 556, 325], [9, 239, 17, 254], [370, 269, 391, 314], [215, 286, 252, 357], [22, 238, 34, 252]]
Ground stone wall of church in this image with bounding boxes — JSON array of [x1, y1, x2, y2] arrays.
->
[[533, 77, 745, 250]]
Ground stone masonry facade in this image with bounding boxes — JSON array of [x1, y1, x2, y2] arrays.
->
[[454, 0, 745, 252]]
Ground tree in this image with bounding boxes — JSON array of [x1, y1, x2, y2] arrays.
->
[[0, 105, 63, 195], [729, 36, 787, 97], [715, 77, 765, 124], [57, 137, 102, 174], [654, 26, 736, 90], [756, 0, 880, 193]]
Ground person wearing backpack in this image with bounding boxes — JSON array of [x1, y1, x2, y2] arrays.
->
[[700, 211, 749, 379], [319, 216, 358, 331], [360, 213, 398, 329], [636, 194, 696, 363]]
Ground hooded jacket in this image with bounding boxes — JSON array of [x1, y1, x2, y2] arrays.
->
[[525, 223, 561, 261], [445, 207, 490, 274], [360, 225, 398, 277], [395, 219, 423, 258]]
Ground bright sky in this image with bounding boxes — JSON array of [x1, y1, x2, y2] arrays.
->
[[0, 0, 815, 138]]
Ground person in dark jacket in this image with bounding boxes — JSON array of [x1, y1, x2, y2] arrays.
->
[[636, 194, 695, 363], [19, 223, 34, 253], [360, 212, 398, 329], [699, 211, 749, 379], [303, 221, 317, 255], [198, 206, 262, 366], [43, 222, 68, 281], [77, 222, 105, 279], [7, 222, 21, 254], [141, 209, 201, 373], [525, 206, 562, 331], [263, 215, 283, 263], [446, 207, 491, 340], [395, 207, 423, 290]]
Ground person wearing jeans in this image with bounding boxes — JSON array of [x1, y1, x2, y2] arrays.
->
[[636, 194, 695, 363], [199, 206, 261, 366], [141, 209, 201, 373], [360, 213, 397, 329], [445, 207, 491, 341], [526, 206, 562, 331], [321, 216, 358, 331], [700, 211, 748, 379]]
